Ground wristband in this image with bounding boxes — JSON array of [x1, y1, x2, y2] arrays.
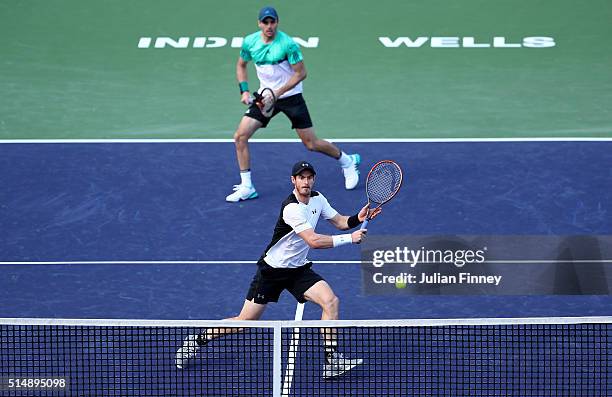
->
[[239, 81, 249, 94], [332, 234, 353, 247], [347, 213, 361, 229]]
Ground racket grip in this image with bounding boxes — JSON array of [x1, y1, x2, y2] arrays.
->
[[360, 219, 369, 230]]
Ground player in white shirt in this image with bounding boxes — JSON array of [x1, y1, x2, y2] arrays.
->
[[226, 6, 361, 202], [178, 161, 382, 378]]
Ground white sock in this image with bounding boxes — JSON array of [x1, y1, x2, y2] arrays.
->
[[240, 170, 252, 187], [338, 152, 352, 168]]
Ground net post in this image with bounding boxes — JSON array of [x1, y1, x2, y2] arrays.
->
[[272, 322, 283, 397]]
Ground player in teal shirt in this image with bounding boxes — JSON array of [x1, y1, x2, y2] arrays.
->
[[225, 6, 361, 202]]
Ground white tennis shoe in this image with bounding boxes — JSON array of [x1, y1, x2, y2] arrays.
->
[[176, 334, 201, 369], [225, 184, 258, 202], [322, 351, 363, 379], [342, 153, 361, 190]]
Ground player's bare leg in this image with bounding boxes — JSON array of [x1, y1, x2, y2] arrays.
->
[[296, 127, 360, 190], [295, 127, 340, 159], [304, 280, 339, 320], [176, 300, 267, 368], [226, 117, 262, 202], [304, 281, 363, 378], [229, 299, 268, 321], [202, 299, 267, 340], [304, 280, 339, 353]]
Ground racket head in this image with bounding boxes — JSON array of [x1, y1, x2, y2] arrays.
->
[[364, 160, 403, 206], [254, 87, 276, 117]]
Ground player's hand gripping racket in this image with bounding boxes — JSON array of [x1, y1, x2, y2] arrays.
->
[[252, 87, 276, 117], [361, 160, 403, 229]]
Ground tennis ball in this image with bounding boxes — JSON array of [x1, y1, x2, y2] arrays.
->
[[395, 280, 407, 289]]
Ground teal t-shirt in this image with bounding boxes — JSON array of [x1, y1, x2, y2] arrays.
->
[[240, 30, 303, 65], [240, 30, 304, 97]]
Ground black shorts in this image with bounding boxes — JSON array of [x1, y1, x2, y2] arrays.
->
[[244, 93, 313, 129], [246, 259, 324, 304]]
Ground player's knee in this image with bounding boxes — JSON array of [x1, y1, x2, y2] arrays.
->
[[234, 130, 250, 145], [302, 138, 317, 151], [321, 294, 339, 314]]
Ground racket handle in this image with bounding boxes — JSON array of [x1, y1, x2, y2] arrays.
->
[[360, 219, 369, 230]]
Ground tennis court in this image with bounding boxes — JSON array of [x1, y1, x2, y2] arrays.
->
[[1, 0, 611, 395]]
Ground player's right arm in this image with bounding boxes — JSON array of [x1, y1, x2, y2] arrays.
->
[[284, 202, 366, 249], [297, 228, 367, 249], [236, 56, 251, 104], [274, 61, 306, 98]]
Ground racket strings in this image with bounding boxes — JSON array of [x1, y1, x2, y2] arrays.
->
[[257, 88, 276, 117], [366, 163, 402, 204]]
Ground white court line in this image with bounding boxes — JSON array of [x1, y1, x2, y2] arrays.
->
[[0, 260, 360, 265], [1, 259, 611, 265], [272, 322, 283, 397], [281, 303, 305, 397], [1, 137, 612, 144]]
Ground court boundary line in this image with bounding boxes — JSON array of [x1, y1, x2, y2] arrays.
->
[[1, 259, 611, 265], [1, 137, 612, 144], [0, 260, 357, 265], [281, 303, 304, 397]]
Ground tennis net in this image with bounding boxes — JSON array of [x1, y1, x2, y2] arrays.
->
[[0, 317, 610, 396]]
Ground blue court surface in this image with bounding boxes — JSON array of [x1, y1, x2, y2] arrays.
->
[[1, 141, 611, 320]]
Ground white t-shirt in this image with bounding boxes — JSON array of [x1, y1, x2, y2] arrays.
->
[[262, 191, 338, 268]]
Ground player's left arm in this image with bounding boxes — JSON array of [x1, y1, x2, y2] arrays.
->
[[275, 61, 307, 98], [328, 204, 382, 231], [274, 38, 307, 97], [237, 56, 252, 105]]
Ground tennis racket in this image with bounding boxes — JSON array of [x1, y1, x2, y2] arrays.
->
[[361, 160, 403, 229], [253, 87, 276, 118]]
